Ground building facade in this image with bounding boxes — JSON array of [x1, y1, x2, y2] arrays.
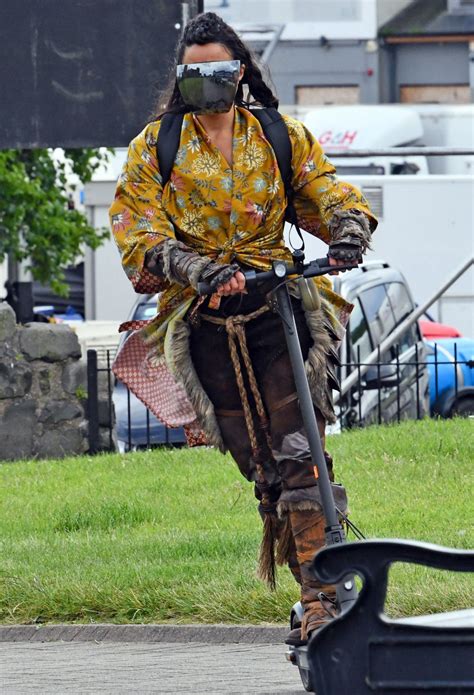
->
[[206, 0, 474, 105]]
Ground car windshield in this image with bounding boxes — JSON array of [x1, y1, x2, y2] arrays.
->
[[349, 299, 372, 361], [134, 300, 157, 321], [349, 281, 419, 362]]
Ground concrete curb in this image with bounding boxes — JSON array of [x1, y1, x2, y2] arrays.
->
[[0, 624, 288, 645]]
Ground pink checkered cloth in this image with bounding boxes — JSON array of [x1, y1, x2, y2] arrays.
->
[[113, 324, 207, 447]]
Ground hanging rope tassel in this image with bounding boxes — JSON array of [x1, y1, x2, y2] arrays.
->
[[275, 512, 293, 567], [257, 510, 279, 590]]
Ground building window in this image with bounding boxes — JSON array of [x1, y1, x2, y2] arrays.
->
[[295, 85, 360, 105], [448, 0, 474, 13], [400, 84, 471, 104]]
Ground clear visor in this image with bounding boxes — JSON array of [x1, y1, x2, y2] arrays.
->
[[176, 60, 241, 114]]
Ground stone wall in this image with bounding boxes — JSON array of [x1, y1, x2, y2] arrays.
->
[[0, 302, 115, 461]]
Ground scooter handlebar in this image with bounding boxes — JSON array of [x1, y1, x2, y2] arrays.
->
[[197, 256, 356, 296]]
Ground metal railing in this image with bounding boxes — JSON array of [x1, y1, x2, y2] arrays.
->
[[86, 349, 115, 454], [327, 147, 474, 158], [336, 344, 473, 431], [86, 346, 473, 453]]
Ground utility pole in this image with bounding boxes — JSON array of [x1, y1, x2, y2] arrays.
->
[[182, 1, 203, 28], [470, 41, 474, 104], [6, 256, 34, 324]]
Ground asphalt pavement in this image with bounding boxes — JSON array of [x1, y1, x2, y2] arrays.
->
[[0, 625, 306, 694]]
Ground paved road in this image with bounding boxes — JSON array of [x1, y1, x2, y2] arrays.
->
[[0, 641, 306, 694]]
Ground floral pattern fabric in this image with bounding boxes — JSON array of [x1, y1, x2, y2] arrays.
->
[[109, 107, 377, 437]]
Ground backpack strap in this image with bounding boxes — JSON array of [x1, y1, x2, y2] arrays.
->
[[156, 112, 185, 187], [251, 107, 304, 250]]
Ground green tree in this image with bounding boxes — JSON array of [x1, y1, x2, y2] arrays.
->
[[0, 148, 114, 296]]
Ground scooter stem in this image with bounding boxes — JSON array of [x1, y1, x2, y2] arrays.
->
[[274, 283, 358, 611]]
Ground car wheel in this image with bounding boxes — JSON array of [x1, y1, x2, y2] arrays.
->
[[451, 397, 474, 418]]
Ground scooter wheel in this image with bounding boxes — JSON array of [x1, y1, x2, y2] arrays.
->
[[299, 666, 315, 692]]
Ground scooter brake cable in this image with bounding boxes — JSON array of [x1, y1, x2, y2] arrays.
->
[[336, 506, 366, 540]]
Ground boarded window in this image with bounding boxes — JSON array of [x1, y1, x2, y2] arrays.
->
[[448, 0, 474, 10], [400, 84, 471, 104], [295, 85, 360, 105]]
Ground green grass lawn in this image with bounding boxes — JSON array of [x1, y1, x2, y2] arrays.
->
[[0, 418, 472, 626]]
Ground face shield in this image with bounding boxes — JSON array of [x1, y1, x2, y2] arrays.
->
[[176, 59, 241, 115]]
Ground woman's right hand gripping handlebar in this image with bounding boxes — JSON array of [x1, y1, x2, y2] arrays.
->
[[215, 270, 246, 296], [145, 238, 245, 295]]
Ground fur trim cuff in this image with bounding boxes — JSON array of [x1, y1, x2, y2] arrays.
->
[[277, 483, 348, 515], [166, 316, 225, 452], [329, 208, 373, 254], [302, 306, 339, 423]]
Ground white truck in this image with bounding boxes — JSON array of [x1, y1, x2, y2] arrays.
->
[[303, 104, 429, 175], [407, 104, 474, 175], [300, 103, 474, 176]]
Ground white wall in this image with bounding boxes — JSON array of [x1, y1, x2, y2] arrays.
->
[[206, 0, 415, 39], [84, 180, 139, 322], [206, 0, 378, 39], [376, 0, 414, 28]]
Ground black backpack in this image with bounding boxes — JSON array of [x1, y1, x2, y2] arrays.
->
[[156, 107, 302, 243]]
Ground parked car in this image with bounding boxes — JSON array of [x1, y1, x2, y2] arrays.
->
[[33, 304, 84, 323], [425, 337, 474, 417], [334, 260, 430, 428], [114, 380, 187, 452], [419, 316, 462, 340], [113, 295, 187, 452]]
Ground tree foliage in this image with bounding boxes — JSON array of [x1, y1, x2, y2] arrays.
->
[[0, 148, 114, 295]]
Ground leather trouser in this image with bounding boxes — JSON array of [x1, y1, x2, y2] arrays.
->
[[189, 296, 338, 638]]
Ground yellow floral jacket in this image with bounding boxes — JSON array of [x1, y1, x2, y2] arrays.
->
[[109, 107, 377, 437]]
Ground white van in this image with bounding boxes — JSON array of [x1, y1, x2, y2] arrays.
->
[[406, 104, 474, 175]]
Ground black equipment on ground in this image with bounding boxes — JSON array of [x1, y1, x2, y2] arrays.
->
[[0, 0, 185, 148], [308, 539, 474, 694]]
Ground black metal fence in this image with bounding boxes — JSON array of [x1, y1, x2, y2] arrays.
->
[[86, 349, 115, 454], [86, 347, 473, 453]]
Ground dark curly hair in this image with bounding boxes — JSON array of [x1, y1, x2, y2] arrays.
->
[[151, 12, 278, 119]]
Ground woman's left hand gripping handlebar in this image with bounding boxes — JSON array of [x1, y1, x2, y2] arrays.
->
[[327, 256, 359, 276]]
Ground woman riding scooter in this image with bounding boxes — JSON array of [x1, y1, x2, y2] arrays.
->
[[110, 12, 377, 645]]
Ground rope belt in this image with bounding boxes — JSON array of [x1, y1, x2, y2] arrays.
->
[[201, 304, 272, 459]]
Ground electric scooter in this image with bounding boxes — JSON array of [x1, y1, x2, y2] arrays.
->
[[200, 253, 474, 694], [200, 251, 359, 691]]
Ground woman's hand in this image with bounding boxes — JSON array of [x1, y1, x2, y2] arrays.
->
[[216, 270, 246, 296], [328, 256, 358, 276]]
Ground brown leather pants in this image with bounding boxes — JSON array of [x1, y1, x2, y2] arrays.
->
[[189, 294, 319, 483], [189, 295, 338, 638]]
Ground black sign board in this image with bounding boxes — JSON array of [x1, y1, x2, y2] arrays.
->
[[0, 1, 201, 149]]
